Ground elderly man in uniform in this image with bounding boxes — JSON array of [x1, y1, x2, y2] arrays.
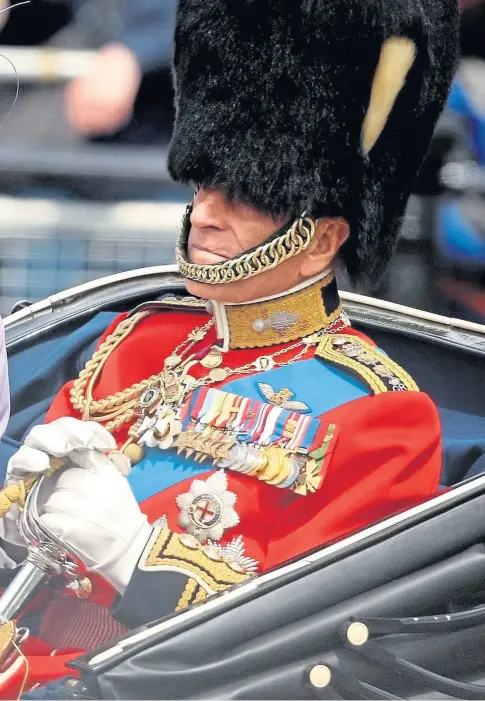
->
[[0, 0, 457, 694]]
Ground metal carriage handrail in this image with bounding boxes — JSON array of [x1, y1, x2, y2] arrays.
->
[[4, 265, 485, 357]]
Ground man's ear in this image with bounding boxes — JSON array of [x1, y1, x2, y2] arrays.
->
[[298, 218, 350, 278]]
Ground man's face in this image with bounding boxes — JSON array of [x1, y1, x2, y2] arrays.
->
[[185, 187, 303, 303], [188, 188, 287, 266], [185, 187, 347, 304]]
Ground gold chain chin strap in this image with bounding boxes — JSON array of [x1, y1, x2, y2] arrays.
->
[[176, 216, 316, 285]]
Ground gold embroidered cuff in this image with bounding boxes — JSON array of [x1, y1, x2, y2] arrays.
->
[[139, 526, 254, 611]]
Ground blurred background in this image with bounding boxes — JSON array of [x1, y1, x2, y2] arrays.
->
[[0, 0, 484, 321]]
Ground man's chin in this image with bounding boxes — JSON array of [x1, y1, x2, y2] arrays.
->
[[184, 277, 262, 305]]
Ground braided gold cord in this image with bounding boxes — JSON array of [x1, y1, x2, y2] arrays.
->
[[70, 312, 149, 415], [175, 578, 198, 611], [70, 305, 348, 439], [193, 587, 207, 605], [104, 409, 137, 434], [177, 217, 316, 285], [70, 310, 214, 429]]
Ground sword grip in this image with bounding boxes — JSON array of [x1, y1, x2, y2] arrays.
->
[[0, 560, 50, 621]]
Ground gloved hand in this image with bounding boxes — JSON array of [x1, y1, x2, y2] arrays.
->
[[1, 418, 118, 552], [38, 452, 151, 594]]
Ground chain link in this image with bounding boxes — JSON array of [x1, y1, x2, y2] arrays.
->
[[171, 318, 215, 358], [177, 217, 316, 285], [189, 314, 350, 391]]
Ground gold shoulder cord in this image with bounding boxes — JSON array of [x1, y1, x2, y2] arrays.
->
[[315, 335, 419, 393], [70, 309, 215, 433]]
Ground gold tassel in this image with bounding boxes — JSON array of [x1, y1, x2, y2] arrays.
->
[[0, 485, 23, 517], [0, 457, 65, 519], [0, 620, 15, 658]]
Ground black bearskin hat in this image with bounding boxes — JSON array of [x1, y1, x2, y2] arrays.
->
[[168, 0, 458, 284]]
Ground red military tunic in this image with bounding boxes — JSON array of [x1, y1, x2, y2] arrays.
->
[[0, 277, 443, 693], [41, 279, 441, 634], [48, 308, 441, 563]]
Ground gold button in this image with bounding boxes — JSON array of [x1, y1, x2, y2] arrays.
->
[[346, 621, 369, 646], [309, 665, 332, 689]]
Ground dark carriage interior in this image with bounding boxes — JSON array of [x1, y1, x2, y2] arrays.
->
[[2, 278, 485, 491], [364, 326, 485, 486]]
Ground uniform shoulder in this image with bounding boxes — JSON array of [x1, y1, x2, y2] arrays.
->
[[88, 295, 208, 358], [315, 331, 419, 394]]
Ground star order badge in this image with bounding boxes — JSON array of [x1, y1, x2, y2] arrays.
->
[[176, 470, 240, 542]]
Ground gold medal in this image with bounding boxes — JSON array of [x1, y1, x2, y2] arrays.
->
[[266, 456, 292, 485], [258, 447, 285, 482], [200, 347, 223, 369], [164, 354, 182, 369], [209, 368, 228, 382]]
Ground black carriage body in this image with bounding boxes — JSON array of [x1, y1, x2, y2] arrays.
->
[[4, 266, 485, 700]]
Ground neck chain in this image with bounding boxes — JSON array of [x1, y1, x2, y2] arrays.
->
[[70, 309, 350, 465]]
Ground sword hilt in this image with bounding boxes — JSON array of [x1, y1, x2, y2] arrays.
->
[[0, 470, 80, 622]]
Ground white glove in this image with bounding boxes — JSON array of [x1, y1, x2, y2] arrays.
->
[[1, 418, 118, 552], [38, 452, 151, 594]]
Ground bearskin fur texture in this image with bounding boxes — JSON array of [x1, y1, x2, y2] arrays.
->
[[168, 0, 459, 284]]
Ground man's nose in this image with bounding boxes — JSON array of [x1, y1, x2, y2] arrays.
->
[[190, 189, 227, 230]]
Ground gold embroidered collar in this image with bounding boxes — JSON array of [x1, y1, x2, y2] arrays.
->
[[212, 271, 343, 350]]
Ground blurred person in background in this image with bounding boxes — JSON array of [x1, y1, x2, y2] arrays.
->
[[62, 0, 177, 142], [422, 0, 485, 322], [460, 0, 485, 57], [0, 0, 177, 145]]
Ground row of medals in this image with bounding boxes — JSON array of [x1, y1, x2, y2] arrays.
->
[[133, 343, 304, 488]]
